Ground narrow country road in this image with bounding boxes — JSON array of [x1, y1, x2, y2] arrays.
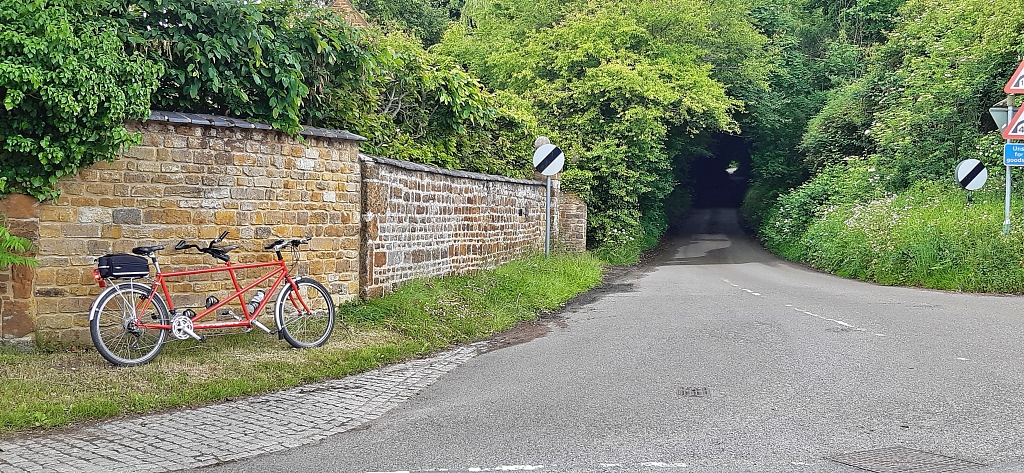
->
[[198, 208, 1024, 473]]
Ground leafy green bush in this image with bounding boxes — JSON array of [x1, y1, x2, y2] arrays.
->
[[342, 29, 535, 176], [860, 0, 1024, 192], [104, 0, 372, 136], [0, 0, 160, 200], [354, 0, 454, 46], [794, 180, 1024, 292], [801, 80, 877, 172], [760, 163, 879, 260]]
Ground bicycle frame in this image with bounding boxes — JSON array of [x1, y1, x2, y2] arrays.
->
[[133, 259, 310, 332]]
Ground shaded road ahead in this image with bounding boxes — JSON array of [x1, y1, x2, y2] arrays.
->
[[201, 208, 1024, 473]]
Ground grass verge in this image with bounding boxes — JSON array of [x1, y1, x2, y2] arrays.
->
[[0, 252, 603, 437], [765, 177, 1024, 293]]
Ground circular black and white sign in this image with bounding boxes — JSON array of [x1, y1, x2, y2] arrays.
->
[[533, 144, 565, 176], [955, 159, 987, 191]]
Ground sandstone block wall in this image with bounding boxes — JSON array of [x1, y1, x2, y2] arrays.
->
[[0, 116, 363, 346]]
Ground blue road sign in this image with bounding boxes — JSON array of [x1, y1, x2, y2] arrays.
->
[[1006, 143, 1024, 166]]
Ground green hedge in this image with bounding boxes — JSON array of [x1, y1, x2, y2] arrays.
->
[[0, 0, 160, 200]]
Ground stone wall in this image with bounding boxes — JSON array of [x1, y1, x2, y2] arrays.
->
[[558, 193, 588, 253], [361, 155, 555, 298], [0, 115, 586, 347], [0, 116, 363, 346], [0, 195, 39, 347]]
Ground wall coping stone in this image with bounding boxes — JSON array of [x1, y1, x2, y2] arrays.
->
[[360, 153, 545, 187], [146, 111, 367, 141]]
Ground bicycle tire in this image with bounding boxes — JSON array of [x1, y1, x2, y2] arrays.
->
[[89, 282, 169, 366], [274, 277, 335, 348]]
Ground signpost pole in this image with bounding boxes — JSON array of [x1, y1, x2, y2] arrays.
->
[[1007, 94, 1015, 235], [1005, 163, 1011, 235], [545, 177, 552, 256], [532, 137, 564, 257]]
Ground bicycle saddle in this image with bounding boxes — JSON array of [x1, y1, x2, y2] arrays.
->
[[132, 245, 165, 255], [205, 244, 238, 262]]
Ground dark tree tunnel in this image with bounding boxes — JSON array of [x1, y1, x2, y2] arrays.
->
[[688, 134, 751, 209]]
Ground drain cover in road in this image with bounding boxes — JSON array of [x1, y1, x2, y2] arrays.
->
[[677, 387, 710, 397], [830, 446, 983, 472]]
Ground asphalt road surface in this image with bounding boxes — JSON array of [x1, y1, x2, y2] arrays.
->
[[198, 208, 1024, 473]]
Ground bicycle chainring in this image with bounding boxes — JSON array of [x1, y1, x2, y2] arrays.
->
[[170, 315, 195, 340]]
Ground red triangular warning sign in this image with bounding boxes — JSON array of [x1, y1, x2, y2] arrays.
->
[[1004, 105, 1024, 139], [1007, 60, 1024, 94]]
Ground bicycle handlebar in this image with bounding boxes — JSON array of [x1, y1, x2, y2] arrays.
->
[[174, 233, 309, 258], [264, 237, 312, 251], [175, 230, 237, 262]]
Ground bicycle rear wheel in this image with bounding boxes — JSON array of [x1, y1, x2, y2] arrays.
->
[[274, 277, 335, 348], [89, 282, 169, 366]]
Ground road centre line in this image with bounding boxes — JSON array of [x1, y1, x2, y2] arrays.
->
[[369, 462, 690, 473], [723, 279, 872, 332]]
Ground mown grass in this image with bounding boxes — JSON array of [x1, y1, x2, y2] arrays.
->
[[0, 252, 603, 437], [776, 179, 1024, 292]]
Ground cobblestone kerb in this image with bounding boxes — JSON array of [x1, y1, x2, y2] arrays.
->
[[0, 344, 482, 473]]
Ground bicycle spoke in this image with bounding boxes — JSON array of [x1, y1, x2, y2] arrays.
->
[[276, 279, 335, 348], [90, 283, 168, 366]]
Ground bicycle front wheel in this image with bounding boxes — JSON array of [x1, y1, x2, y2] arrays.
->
[[89, 282, 169, 366], [274, 278, 335, 348]]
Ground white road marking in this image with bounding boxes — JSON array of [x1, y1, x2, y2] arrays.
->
[[370, 463, 692, 472]]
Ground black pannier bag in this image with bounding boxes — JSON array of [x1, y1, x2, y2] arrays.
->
[[96, 254, 150, 279]]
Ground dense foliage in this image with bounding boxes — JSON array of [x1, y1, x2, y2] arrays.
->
[[0, 0, 160, 200], [339, 30, 536, 176], [760, 0, 1024, 290], [437, 0, 765, 258], [354, 0, 460, 46], [104, 0, 373, 135], [9, 0, 1024, 280]]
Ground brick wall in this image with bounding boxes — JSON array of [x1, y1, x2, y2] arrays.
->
[[360, 155, 583, 298], [0, 117, 363, 346]]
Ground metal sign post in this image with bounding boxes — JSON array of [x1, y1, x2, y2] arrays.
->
[[1000, 59, 1024, 234], [545, 177, 552, 256], [1008, 95, 1015, 235], [993, 95, 1018, 234], [533, 141, 565, 256]]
